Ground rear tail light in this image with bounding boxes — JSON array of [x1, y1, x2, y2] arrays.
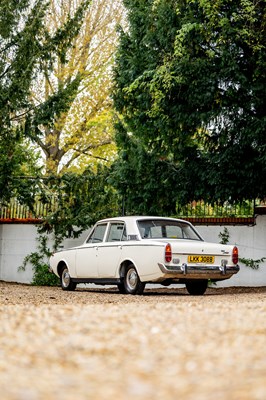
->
[[232, 246, 238, 264], [165, 243, 172, 263]]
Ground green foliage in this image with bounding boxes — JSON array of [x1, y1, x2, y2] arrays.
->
[[19, 234, 60, 286], [111, 121, 178, 215], [0, 131, 42, 203], [0, 1, 48, 200], [46, 0, 91, 64], [27, 73, 82, 132], [218, 227, 265, 270], [239, 257, 266, 270], [0, 0, 91, 200], [113, 0, 266, 210], [0, 1, 48, 114], [19, 164, 119, 286], [40, 165, 119, 239], [26, 0, 92, 135], [218, 227, 230, 244]]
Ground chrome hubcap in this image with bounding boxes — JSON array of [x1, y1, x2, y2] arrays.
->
[[62, 269, 70, 287], [126, 268, 137, 290]]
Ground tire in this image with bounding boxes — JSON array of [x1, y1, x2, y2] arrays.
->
[[117, 283, 126, 294], [185, 280, 208, 296], [60, 265, 77, 291], [123, 264, 145, 295]]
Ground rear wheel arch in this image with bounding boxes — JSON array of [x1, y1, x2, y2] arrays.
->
[[117, 261, 132, 294], [119, 260, 141, 279], [119, 260, 131, 279], [118, 261, 145, 295]]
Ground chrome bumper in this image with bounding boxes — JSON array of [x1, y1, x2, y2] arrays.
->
[[158, 262, 240, 280]]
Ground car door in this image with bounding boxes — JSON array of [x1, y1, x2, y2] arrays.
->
[[97, 222, 127, 278], [75, 223, 107, 278]]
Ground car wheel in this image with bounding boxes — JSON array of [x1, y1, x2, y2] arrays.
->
[[123, 264, 145, 295], [185, 280, 208, 296], [60, 265, 77, 291]]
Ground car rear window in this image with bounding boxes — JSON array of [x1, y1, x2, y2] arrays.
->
[[137, 219, 202, 241]]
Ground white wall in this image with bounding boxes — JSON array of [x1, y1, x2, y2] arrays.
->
[[0, 216, 265, 286], [196, 215, 266, 287], [0, 224, 35, 283]]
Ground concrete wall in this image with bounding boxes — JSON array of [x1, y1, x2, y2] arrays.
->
[[0, 224, 35, 283], [196, 216, 266, 287], [0, 216, 265, 286]]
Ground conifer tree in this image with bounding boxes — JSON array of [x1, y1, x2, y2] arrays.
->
[[112, 0, 266, 211], [0, 0, 91, 199]]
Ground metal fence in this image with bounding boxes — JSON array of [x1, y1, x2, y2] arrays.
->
[[0, 197, 263, 220], [0, 198, 56, 220], [176, 199, 259, 218]]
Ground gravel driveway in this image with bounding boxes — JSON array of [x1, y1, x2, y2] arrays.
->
[[0, 282, 265, 400]]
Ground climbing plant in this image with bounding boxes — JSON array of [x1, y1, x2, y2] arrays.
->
[[20, 165, 119, 285]]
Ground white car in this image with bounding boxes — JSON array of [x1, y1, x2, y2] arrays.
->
[[49, 216, 239, 295]]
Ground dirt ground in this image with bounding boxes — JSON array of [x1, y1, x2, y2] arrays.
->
[[0, 282, 265, 400]]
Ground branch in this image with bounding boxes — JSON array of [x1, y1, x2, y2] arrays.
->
[[74, 138, 113, 152], [10, 107, 35, 122], [60, 139, 113, 172]]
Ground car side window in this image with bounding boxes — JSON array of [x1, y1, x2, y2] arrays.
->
[[106, 223, 127, 242], [121, 225, 127, 241], [87, 223, 107, 243]]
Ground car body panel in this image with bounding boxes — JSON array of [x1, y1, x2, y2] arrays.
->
[[75, 245, 98, 278]]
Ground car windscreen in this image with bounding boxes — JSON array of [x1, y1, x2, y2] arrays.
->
[[137, 219, 202, 241]]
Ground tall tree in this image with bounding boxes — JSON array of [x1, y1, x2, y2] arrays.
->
[[112, 0, 266, 212], [0, 1, 45, 200], [28, 0, 124, 175], [0, 0, 91, 200]]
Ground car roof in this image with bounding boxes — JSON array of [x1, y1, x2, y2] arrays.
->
[[96, 216, 189, 224]]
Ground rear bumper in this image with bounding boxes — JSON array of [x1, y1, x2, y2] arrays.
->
[[158, 263, 240, 281]]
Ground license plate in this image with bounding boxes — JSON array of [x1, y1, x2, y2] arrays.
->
[[188, 255, 215, 264]]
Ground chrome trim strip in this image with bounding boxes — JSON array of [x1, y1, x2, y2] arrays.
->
[[72, 278, 121, 285], [158, 263, 240, 276]]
